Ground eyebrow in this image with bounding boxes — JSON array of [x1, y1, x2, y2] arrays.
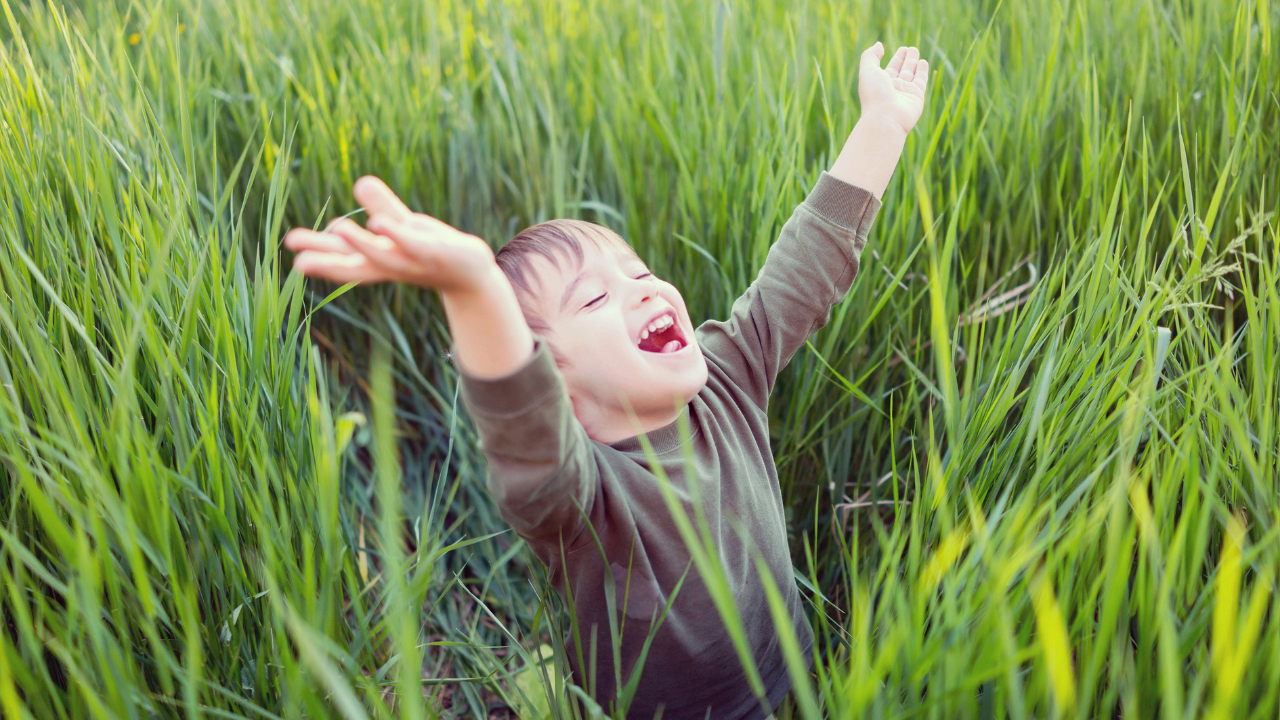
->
[[560, 272, 588, 313], [558, 253, 647, 313]]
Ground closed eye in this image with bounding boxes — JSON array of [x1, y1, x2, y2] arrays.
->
[[583, 274, 651, 310]]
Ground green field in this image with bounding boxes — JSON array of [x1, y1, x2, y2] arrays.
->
[[1, 0, 1278, 717]]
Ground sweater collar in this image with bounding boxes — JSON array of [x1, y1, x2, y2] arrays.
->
[[607, 404, 698, 455]]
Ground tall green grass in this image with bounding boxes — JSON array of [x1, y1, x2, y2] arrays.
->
[[1, 0, 1277, 717]]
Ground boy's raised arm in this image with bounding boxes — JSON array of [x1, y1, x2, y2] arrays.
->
[[283, 180, 596, 549], [696, 43, 928, 407], [830, 43, 928, 198]]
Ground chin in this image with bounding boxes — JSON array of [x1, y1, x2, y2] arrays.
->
[[674, 351, 710, 402], [637, 354, 707, 412]]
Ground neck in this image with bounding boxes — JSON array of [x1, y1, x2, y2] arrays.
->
[[575, 398, 686, 445]]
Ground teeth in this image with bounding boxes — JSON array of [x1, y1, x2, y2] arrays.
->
[[646, 314, 674, 334], [638, 313, 676, 345]]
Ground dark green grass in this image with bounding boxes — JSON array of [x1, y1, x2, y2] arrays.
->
[[1, 0, 1278, 718]]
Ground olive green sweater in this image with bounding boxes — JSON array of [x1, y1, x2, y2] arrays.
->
[[458, 171, 880, 719]]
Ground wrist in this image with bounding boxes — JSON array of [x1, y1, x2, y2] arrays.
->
[[437, 261, 506, 302], [852, 115, 910, 146], [829, 117, 909, 199], [439, 264, 520, 339]]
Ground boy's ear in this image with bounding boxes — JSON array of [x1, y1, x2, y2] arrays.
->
[[541, 338, 569, 370]]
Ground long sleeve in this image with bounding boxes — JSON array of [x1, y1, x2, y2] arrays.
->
[[696, 171, 881, 409], [457, 337, 598, 548]]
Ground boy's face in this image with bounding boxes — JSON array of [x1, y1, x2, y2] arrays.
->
[[523, 235, 708, 442]]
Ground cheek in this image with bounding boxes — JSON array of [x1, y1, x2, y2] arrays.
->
[[660, 286, 691, 321], [560, 312, 631, 355], [659, 281, 685, 305]]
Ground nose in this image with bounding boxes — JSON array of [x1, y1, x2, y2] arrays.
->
[[631, 275, 660, 307]]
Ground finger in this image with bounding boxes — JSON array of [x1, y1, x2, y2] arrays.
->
[[283, 227, 357, 254], [860, 41, 885, 72], [293, 250, 392, 284], [353, 175, 413, 223], [376, 219, 490, 277], [900, 47, 921, 83], [914, 59, 929, 92], [328, 219, 420, 272], [369, 211, 456, 238], [886, 46, 909, 78], [372, 220, 446, 267]]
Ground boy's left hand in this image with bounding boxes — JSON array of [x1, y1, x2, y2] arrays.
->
[[858, 42, 929, 136]]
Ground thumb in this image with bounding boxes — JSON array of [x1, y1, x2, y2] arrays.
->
[[860, 41, 884, 72], [353, 175, 413, 223]]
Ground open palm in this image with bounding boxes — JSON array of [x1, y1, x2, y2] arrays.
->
[[859, 43, 929, 136], [282, 177, 496, 293]]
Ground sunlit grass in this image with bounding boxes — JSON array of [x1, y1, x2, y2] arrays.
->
[[1, 0, 1278, 718]]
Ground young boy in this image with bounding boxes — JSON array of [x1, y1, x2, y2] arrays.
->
[[285, 42, 927, 719]]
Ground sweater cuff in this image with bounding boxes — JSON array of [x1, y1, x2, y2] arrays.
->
[[458, 336, 563, 418], [805, 171, 881, 237]]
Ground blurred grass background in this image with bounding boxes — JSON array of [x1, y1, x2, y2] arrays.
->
[[0, 0, 1278, 717]]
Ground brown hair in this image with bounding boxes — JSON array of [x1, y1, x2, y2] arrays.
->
[[495, 219, 635, 333]]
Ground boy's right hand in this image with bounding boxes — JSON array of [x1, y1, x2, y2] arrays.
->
[[283, 176, 496, 295], [284, 175, 536, 379]]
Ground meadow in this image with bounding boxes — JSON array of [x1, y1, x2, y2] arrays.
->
[[1, 0, 1278, 717]]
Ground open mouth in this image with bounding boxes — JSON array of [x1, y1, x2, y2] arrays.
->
[[636, 311, 687, 354]]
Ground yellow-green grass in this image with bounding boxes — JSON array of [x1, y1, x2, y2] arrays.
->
[[0, 0, 1277, 718]]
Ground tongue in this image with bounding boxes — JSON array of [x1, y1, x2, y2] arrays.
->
[[660, 340, 682, 353]]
